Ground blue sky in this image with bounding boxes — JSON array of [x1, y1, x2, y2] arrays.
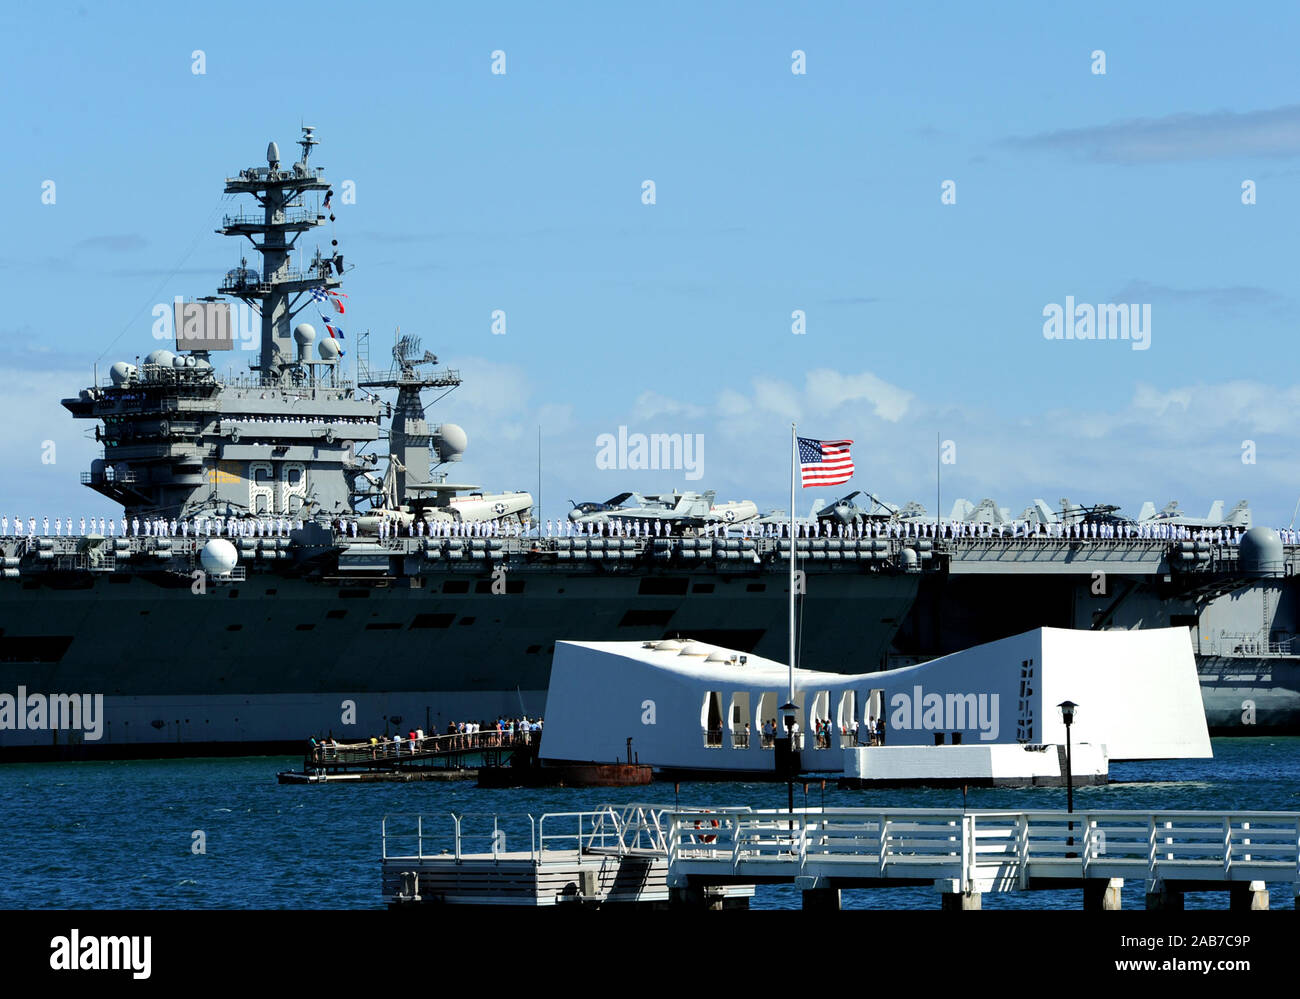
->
[[2, 1, 1299, 525]]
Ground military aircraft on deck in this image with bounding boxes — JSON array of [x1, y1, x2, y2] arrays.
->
[[706, 500, 759, 525], [816, 490, 877, 526], [845, 491, 930, 524], [949, 498, 1012, 525], [1017, 499, 1135, 528], [567, 492, 634, 520], [1137, 500, 1251, 529], [567, 490, 717, 528], [755, 498, 827, 528]]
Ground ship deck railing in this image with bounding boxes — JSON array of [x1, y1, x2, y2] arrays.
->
[[1209, 633, 1296, 657]]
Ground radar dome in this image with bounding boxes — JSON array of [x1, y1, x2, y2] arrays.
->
[[437, 423, 468, 462], [1239, 526, 1284, 577], [200, 538, 239, 576], [172, 355, 188, 368], [109, 362, 136, 386], [317, 337, 341, 361], [294, 323, 317, 361], [144, 349, 175, 369]]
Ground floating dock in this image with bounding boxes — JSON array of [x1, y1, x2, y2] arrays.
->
[[277, 731, 529, 784]]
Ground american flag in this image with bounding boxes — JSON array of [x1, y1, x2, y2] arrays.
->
[[798, 437, 854, 487]]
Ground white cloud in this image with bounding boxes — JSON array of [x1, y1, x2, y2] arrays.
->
[[631, 390, 706, 421], [750, 377, 801, 421], [1003, 104, 1300, 164], [805, 369, 914, 422]]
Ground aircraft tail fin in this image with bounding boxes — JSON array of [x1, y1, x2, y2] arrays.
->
[[1033, 499, 1057, 524], [1225, 500, 1252, 528], [948, 498, 973, 522], [1137, 501, 1155, 522], [1206, 500, 1224, 523]]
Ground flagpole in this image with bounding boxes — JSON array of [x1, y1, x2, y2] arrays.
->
[[789, 423, 796, 706]]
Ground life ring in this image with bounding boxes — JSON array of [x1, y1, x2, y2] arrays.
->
[[695, 818, 720, 844]]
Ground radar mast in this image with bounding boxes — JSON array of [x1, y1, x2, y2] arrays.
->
[[218, 125, 339, 378]]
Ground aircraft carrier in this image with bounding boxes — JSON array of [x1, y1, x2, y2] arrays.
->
[[1, 128, 1297, 760]]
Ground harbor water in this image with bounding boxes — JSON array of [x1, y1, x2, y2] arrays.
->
[[4, 737, 1298, 911]]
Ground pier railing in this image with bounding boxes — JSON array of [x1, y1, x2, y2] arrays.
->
[[383, 802, 742, 865], [666, 807, 1300, 891], [311, 729, 534, 768]]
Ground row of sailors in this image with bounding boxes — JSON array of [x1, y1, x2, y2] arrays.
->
[[226, 415, 371, 425], [364, 516, 1251, 543], [367, 517, 535, 539], [2, 516, 305, 538], [531, 518, 1250, 543], [0, 514, 1253, 546]]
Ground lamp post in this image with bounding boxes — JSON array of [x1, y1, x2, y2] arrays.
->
[[1058, 700, 1077, 855], [779, 700, 798, 828]]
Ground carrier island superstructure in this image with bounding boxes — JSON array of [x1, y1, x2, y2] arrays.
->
[[0, 128, 1296, 759]]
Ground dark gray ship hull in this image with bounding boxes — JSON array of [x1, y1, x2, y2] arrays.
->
[[0, 564, 918, 758], [3, 533, 1297, 760]]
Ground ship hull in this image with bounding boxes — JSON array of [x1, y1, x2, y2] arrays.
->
[[2, 561, 1298, 762], [0, 568, 919, 759]]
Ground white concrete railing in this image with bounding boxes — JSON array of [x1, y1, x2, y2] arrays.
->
[[666, 808, 1300, 892]]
